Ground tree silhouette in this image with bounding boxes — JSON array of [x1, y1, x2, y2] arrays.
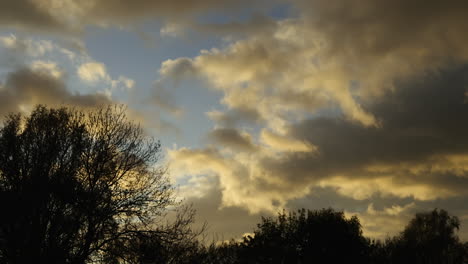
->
[[195, 208, 468, 264], [239, 208, 370, 264], [103, 204, 205, 264], [385, 209, 467, 264], [0, 106, 178, 264]]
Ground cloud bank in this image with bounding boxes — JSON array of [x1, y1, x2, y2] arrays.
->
[[162, 0, 468, 239]]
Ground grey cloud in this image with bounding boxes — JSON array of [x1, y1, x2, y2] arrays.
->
[[151, 81, 185, 117], [295, 0, 468, 64], [0, 68, 112, 116], [207, 108, 263, 128], [164, 0, 468, 238], [86, 0, 241, 21], [207, 128, 257, 152], [0, 0, 279, 34], [260, 64, 468, 192], [0, 0, 66, 32], [84, 0, 281, 36], [193, 13, 277, 36], [182, 177, 266, 241]]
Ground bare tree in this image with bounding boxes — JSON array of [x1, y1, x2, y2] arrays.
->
[[0, 105, 182, 264], [103, 204, 206, 264]]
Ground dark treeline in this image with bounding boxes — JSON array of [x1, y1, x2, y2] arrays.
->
[[193, 208, 468, 264], [1, 106, 467, 264]]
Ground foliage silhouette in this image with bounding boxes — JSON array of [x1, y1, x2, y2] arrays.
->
[[0, 105, 185, 264], [378, 209, 468, 264], [198, 208, 468, 264], [237, 208, 370, 264]]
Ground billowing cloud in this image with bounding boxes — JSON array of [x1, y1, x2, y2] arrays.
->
[[169, 143, 316, 214], [158, 20, 376, 128], [171, 64, 468, 216], [162, 1, 468, 240]]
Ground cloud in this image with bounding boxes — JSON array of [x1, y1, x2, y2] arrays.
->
[[156, 56, 468, 231], [158, 20, 377, 128], [0, 34, 54, 57], [0, 34, 87, 73], [7, 0, 468, 240], [346, 203, 416, 239], [192, 13, 278, 37], [77, 62, 109, 83], [242, 65, 468, 203], [158, 0, 468, 130], [260, 130, 316, 153], [82, 0, 247, 22], [77, 62, 135, 93], [159, 57, 198, 78], [112, 76, 135, 89], [169, 144, 315, 213], [150, 83, 184, 117], [206, 108, 263, 128], [30, 60, 63, 79], [0, 0, 67, 32], [163, 1, 468, 227], [0, 33, 181, 135], [0, 0, 277, 35], [294, 0, 468, 61], [176, 175, 263, 241], [207, 128, 257, 152], [0, 67, 112, 116]]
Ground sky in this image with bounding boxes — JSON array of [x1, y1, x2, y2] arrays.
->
[[2, 0, 468, 241]]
